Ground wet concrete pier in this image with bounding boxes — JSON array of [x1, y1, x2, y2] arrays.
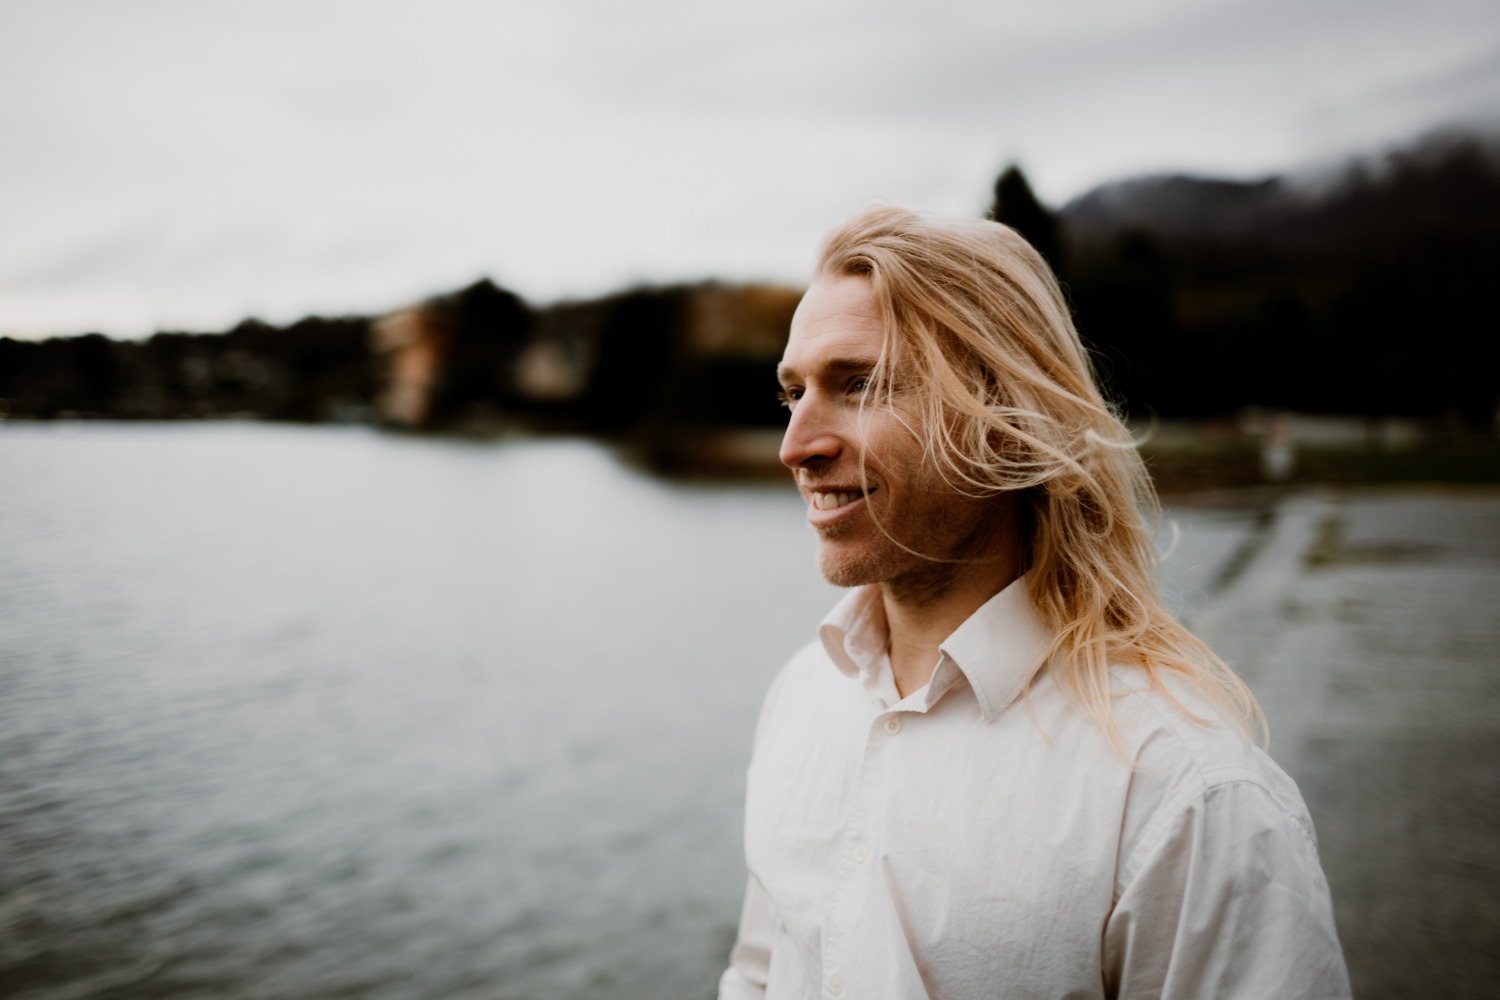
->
[[1178, 487, 1500, 999]]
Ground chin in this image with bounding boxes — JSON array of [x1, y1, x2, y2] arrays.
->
[[819, 562, 874, 589], [816, 541, 897, 589]]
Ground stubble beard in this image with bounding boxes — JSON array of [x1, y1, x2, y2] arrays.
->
[[815, 491, 1010, 607]]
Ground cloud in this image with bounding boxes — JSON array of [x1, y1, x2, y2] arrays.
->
[[3, 0, 1499, 336]]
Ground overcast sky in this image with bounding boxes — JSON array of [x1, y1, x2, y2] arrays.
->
[[3, 0, 1498, 338]]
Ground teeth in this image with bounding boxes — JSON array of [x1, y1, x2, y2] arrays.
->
[[813, 491, 861, 510]]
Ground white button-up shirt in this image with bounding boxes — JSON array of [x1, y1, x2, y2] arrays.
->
[[720, 577, 1350, 999]]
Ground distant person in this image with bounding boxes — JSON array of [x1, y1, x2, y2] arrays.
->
[[719, 208, 1350, 999]]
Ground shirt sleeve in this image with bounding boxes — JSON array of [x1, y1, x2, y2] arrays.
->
[[717, 874, 774, 999], [1102, 778, 1352, 999]]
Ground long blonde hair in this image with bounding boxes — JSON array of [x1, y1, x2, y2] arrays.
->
[[816, 206, 1266, 747]]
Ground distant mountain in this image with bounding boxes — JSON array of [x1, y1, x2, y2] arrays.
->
[[1063, 174, 1282, 247], [1060, 130, 1500, 264]]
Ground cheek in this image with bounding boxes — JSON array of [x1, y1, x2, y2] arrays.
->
[[857, 417, 926, 479]]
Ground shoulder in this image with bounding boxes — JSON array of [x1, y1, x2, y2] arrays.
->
[[749, 639, 848, 752], [1111, 667, 1303, 803], [1103, 667, 1319, 886], [763, 638, 837, 710], [1100, 680, 1351, 995]]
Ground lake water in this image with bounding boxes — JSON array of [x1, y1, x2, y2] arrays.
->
[[0, 423, 1257, 999]]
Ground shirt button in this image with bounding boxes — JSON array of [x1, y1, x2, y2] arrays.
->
[[852, 839, 869, 863], [828, 972, 844, 995], [884, 716, 902, 735]]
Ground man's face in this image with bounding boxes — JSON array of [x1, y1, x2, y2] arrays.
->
[[777, 275, 1004, 592]]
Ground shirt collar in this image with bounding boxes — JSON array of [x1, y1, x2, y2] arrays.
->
[[819, 586, 887, 681], [818, 574, 1055, 722]]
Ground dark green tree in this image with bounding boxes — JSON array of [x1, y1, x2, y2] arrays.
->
[[989, 164, 1063, 271]]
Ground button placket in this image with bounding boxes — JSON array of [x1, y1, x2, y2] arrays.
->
[[824, 708, 890, 994]]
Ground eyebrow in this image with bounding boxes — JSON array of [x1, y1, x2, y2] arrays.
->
[[776, 356, 880, 386]]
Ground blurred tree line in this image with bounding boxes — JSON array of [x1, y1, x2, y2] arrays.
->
[[0, 279, 797, 440], [2, 130, 1496, 439], [0, 316, 376, 423]]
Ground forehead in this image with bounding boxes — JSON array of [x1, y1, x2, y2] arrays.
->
[[778, 274, 884, 380]]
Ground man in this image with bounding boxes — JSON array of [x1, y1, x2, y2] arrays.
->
[[719, 207, 1350, 999]]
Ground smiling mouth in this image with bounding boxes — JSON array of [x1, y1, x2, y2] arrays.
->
[[811, 488, 874, 510]]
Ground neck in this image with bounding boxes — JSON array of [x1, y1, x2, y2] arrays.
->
[[882, 508, 1026, 699]]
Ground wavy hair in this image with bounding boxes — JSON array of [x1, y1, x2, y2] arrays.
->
[[815, 206, 1266, 748]]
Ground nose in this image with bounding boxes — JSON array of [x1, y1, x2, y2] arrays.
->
[[779, 393, 843, 470]]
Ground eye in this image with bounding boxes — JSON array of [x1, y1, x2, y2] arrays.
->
[[776, 386, 803, 409], [848, 376, 872, 394]]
